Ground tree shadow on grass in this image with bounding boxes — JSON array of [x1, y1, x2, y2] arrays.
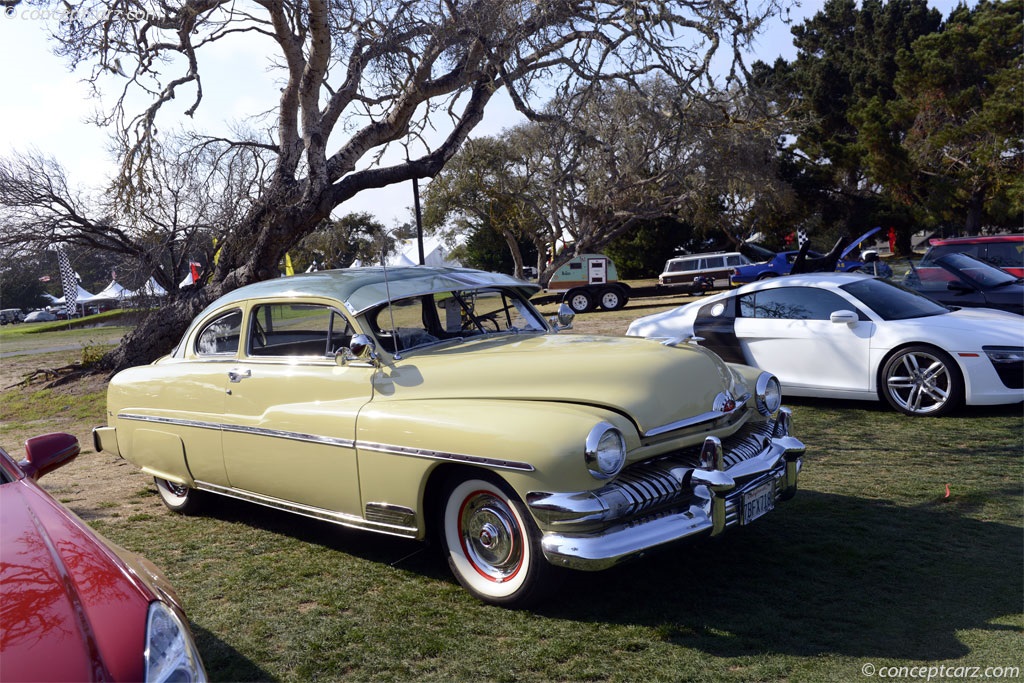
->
[[542, 489, 1023, 661]]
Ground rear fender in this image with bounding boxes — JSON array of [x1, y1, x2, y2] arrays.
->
[[130, 429, 194, 486]]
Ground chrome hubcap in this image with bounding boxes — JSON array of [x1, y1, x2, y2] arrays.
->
[[460, 493, 522, 582]]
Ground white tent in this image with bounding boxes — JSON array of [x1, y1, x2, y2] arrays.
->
[[83, 280, 128, 303], [127, 277, 168, 298], [356, 237, 461, 268], [54, 284, 95, 305]]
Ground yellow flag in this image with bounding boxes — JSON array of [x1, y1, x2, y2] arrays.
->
[[285, 253, 294, 276]]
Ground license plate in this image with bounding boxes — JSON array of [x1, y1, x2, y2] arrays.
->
[[742, 481, 776, 525]]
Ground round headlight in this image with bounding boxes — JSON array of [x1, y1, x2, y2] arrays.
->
[[755, 373, 782, 416], [585, 423, 626, 480]]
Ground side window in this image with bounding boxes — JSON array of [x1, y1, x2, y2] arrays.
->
[[726, 255, 741, 267], [705, 256, 725, 269], [739, 288, 854, 320], [196, 310, 243, 356], [984, 243, 1023, 269], [369, 296, 438, 352], [248, 303, 348, 357]]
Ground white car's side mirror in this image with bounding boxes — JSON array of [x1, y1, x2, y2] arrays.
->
[[829, 310, 859, 325]]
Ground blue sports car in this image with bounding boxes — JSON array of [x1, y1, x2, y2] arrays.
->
[[731, 249, 866, 284]]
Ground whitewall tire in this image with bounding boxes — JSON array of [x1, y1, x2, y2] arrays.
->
[[441, 474, 557, 607], [155, 477, 206, 515]]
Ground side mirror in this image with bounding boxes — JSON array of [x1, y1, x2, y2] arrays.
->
[[829, 310, 859, 325], [20, 433, 80, 481], [548, 303, 575, 331], [336, 334, 378, 366], [947, 281, 975, 293]]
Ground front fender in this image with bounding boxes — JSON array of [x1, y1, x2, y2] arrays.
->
[[354, 399, 638, 525]]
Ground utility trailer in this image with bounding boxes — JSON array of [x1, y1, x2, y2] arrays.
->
[[531, 254, 712, 313]]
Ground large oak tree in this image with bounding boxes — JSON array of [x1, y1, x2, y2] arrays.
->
[[1, 0, 789, 371]]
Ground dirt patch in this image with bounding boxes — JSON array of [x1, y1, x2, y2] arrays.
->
[[2, 349, 163, 521]]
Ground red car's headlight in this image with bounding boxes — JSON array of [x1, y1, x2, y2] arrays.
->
[[145, 602, 207, 683]]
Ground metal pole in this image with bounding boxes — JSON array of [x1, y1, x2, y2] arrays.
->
[[412, 177, 425, 265]]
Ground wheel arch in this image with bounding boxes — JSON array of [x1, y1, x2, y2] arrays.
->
[[422, 464, 516, 543], [874, 341, 968, 403]]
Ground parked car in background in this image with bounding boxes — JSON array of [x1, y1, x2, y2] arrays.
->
[[0, 308, 24, 324], [731, 249, 866, 285], [903, 253, 1024, 315], [23, 310, 58, 323], [94, 266, 805, 607], [659, 252, 751, 287], [921, 234, 1024, 277], [1, 433, 207, 682], [627, 272, 1024, 417]]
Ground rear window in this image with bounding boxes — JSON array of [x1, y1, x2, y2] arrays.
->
[[666, 260, 695, 273]]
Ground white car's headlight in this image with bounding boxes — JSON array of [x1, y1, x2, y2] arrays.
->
[[145, 601, 207, 683], [585, 423, 626, 480], [755, 373, 783, 416]]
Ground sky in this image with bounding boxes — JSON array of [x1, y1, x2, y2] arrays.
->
[[0, 1, 968, 229]]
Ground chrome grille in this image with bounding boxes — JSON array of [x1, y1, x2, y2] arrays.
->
[[597, 420, 776, 514]]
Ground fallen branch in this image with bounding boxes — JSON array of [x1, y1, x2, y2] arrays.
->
[[5, 362, 99, 389]]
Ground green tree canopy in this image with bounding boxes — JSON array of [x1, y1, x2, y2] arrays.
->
[[891, 0, 1023, 232]]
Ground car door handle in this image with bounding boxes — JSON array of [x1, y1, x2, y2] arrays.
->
[[228, 368, 252, 383]]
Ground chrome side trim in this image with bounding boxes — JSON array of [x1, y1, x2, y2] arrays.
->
[[357, 441, 535, 472], [193, 480, 418, 538], [119, 413, 356, 449], [118, 413, 531, 471], [120, 413, 221, 432], [365, 502, 416, 528], [643, 394, 751, 437]]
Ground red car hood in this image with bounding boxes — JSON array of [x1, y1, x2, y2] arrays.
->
[[0, 478, 152, 682]]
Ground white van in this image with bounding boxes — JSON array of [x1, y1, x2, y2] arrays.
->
[[658, 252, 750, 287]]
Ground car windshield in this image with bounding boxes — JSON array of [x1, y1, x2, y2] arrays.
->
[[840, 277, 951, 321], [367, 287, 547, 354], [935, 253, 1019, 287]]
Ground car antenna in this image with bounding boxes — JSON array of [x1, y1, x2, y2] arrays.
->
[[381, 244, 402, 360]]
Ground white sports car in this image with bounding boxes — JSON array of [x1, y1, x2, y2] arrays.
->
[[626, 273, 1024, 417]]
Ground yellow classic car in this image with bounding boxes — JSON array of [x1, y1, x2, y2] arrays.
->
[[93, 266, 805, 607]]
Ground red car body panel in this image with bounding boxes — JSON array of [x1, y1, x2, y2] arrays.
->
[[0, 443, 152, 682]]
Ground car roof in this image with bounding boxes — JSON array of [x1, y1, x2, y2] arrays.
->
[[204, 266, 541, 315], [736, 271, 871, 291], [667, 251, 740, 261], [929, 234, 1023, 246]]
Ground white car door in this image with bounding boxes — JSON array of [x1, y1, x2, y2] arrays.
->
[[734, 286, 875, 394]]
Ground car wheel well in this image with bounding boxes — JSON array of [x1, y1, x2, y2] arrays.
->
[[423, 464, 503, 543], [875, 341, 961, 391]]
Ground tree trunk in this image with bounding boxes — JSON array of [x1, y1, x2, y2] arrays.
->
[[964, 187, 986, 234], [100, 191, 321, 373], [99, 288, 219, 373]]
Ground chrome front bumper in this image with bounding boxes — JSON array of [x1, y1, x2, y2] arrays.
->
[[526, 408, 804, 571]]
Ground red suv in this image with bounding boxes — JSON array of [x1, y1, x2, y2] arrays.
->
[[921, 234, 1024, 277]]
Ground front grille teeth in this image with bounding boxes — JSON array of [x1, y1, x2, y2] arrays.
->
[[598, 420, 776, 512]]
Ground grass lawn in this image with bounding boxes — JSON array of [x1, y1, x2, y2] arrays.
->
[[2, 295, 1021, 682]]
